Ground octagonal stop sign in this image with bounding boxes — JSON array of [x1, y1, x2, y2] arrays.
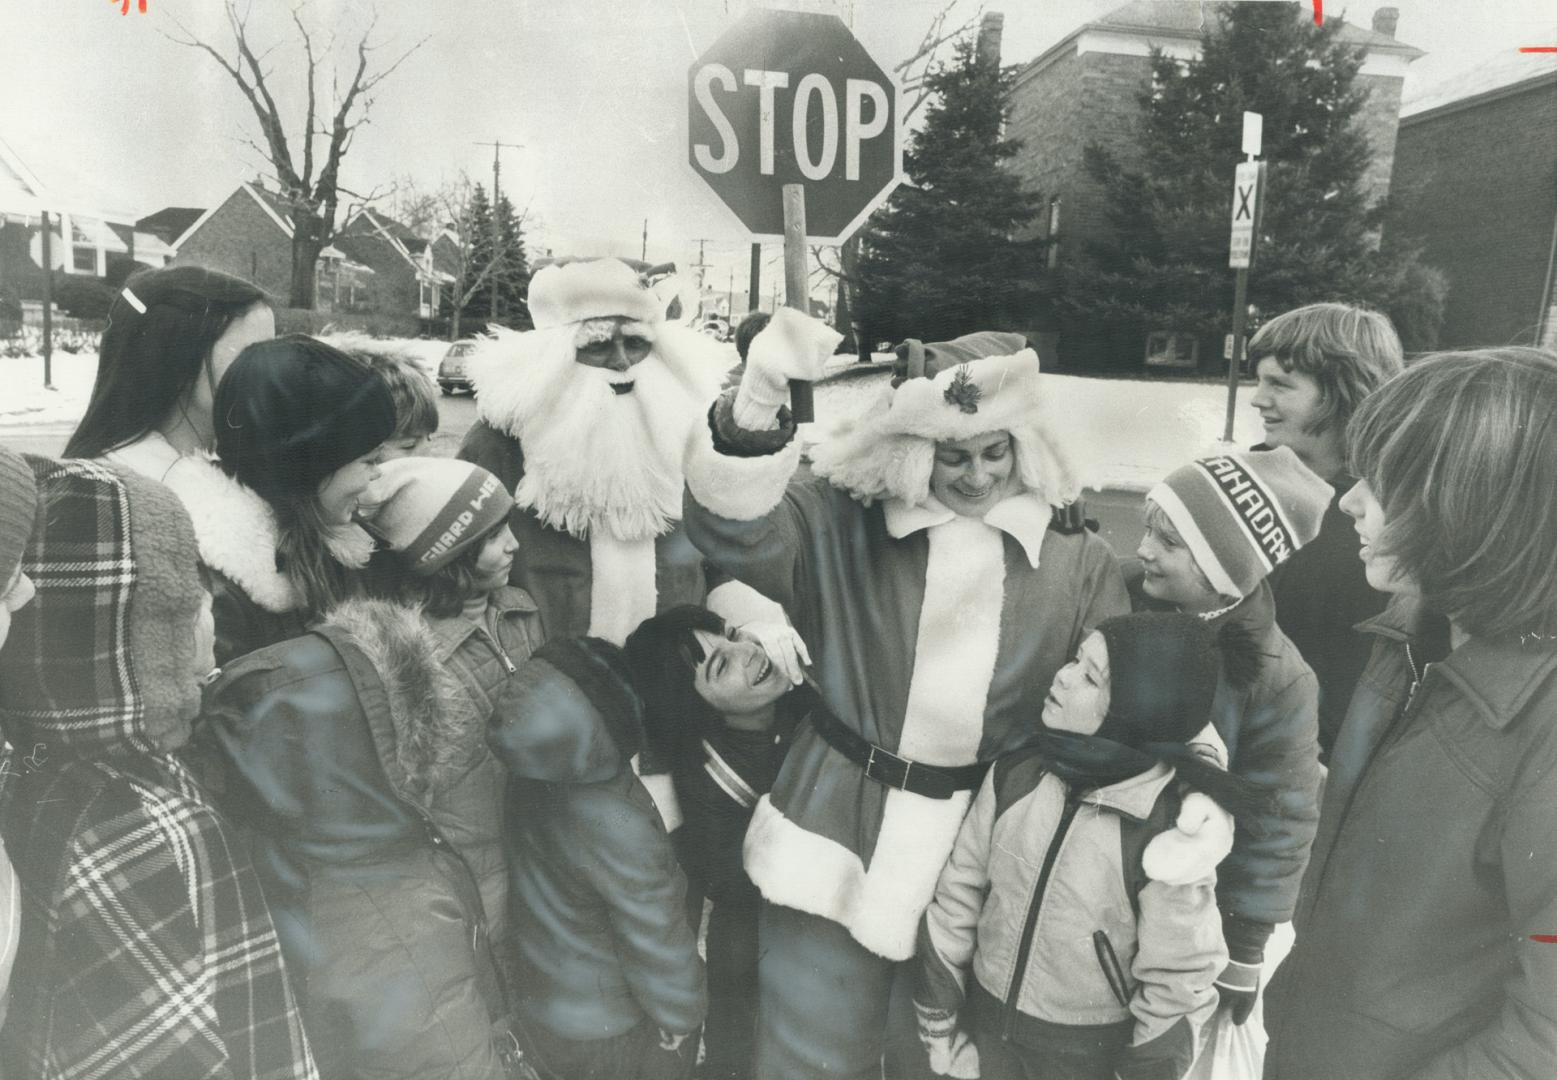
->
[[688, 8, 903, 242]]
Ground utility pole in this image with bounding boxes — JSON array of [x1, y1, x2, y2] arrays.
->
[[689, 239, 713, 320], [474, 140, 523, 324]]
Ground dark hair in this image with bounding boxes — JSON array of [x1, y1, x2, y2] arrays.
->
[[65, 265, 271, 458], [735, 310, 772, 363], [385, 518, 508, 618], [1347, 347, 1557, 642], [623, 604, 729, 768]]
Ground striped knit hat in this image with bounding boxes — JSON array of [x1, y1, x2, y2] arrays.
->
[[367, 458, 514, 575], [1147, 447, 1332, 600]]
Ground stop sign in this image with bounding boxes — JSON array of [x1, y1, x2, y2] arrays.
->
[[688, 8, 903, 242]]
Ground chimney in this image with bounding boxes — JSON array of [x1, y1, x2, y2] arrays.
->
[[977, 11, 1005, 67], [1372, 7, 1399, 38]]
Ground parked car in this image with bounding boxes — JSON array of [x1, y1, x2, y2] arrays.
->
[[437, 339, 479, 395]]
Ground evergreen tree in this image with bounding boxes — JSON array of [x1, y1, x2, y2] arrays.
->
[[458, 183, 496, 326], [857, 37, 1044, 343], [492, 193, 532, 329], [1062, 2, 1445, 354]]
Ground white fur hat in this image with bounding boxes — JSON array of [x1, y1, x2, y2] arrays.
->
[[527, 257, 667, 330], [810, 340, 1081, 508]]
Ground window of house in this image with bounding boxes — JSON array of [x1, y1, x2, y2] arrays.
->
[[72, 246, 96, 273], [1144, 331, 1200, 369]]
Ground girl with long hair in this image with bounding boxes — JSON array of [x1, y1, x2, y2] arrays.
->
[[65, 264, 273, 470]]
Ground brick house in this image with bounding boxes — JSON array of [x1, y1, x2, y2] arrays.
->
[[1001, 1, 1422, 370], [1388, 55, 1557, 349], [333, 208, 459, 322], [170, 182, 378, 316]]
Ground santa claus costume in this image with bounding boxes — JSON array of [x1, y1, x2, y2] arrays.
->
[[682, 313, 1131, 1079]]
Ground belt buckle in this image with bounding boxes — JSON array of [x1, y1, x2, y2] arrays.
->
[[865, 744, 912, 791]]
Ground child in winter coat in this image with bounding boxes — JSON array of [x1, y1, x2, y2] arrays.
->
[[1134, 446, 1330, 1023], [364, 456, 547, 948], [916, 612, 1270, 1080], [490, 637, 706, 1080], [0, 457, 316, 1080], [624, 604, 804, 1080]]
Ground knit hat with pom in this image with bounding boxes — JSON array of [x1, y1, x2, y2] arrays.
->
[[1146, 447, 1332, 600], [367, 458, 514, 574]]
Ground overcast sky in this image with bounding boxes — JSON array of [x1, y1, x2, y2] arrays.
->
[[3, 0, 1553, 296]]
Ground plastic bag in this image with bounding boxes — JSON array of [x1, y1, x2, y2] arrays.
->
[[1184, 1006, 1266, 1080]]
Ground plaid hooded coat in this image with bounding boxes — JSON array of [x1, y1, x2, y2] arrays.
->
[[0, 457, 316, 1080]]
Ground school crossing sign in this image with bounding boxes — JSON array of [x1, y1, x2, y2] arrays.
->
[[687, 8, 904, 242], [1229, 161, 1266, 269]]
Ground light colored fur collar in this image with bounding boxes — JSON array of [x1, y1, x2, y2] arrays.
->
[[157, 454, 375, 613], [322, 597, 485, 806]]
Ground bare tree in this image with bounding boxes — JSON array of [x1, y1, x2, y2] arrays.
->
[[167, 2, 427, 309]]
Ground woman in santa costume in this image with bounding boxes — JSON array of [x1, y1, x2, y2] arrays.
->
[[683, 311, 1150, 1079]]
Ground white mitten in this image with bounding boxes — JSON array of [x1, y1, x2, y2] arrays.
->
[[917, 1004, 981, 1079], [733, 306, 843, 430], [1142, 791, 1234, 884], [734, 621, 812, 686]]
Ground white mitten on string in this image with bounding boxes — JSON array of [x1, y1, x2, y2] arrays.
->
[[732, 306, 843, 431], [1143, 791, 1234, 884]]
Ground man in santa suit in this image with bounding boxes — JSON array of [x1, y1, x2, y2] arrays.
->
[[458, 255, 796, 653]]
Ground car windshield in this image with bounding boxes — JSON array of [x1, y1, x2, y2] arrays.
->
[[447, 343, 475, 357]]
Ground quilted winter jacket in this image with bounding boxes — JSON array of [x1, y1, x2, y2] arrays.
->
[[917, 750, 1227, 1080], [1204, 583, 1323, 937], [1264, 597, 1557, 1080], [202, 599, 518, 1080], [425, 585, 545, 943], [488, 663, 706, 1043]]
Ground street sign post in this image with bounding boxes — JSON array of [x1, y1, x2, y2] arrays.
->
[[1223, 112, 1265, 442], [689, 8, 904, 421]]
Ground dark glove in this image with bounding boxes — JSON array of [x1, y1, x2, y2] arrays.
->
[[1214, 958, 1261, 1024], [1217, 912, 1271, 1026]]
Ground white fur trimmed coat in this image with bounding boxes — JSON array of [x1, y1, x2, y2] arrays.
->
[[683, 430, 1130, 960]]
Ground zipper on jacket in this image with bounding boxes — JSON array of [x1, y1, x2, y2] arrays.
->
[[1092, 931, 1131, 1008], [475, 625, 516, 674], [1003, 787, 1083, 1039]]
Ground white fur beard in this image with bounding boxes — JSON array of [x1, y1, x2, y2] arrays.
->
[[512, 355, 701, 542]]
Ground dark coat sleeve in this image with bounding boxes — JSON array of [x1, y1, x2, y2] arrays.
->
[[569, 784, 707, 1036], [1217, 662, 1323, 932]]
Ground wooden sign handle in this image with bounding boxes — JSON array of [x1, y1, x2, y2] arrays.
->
[[782, 183, 815, 424]]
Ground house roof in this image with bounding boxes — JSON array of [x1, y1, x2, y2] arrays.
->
[[170, 181, 295, 252], [1401, 45, 1557, 120], [135, 206, 205, 241], [1019, 0, 1423, 79]]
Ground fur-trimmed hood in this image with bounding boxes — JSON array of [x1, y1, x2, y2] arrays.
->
[[320, 598, 486, 804], [158, 452, 374, 614]]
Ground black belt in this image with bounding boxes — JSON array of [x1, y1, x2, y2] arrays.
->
[[806, 699, 987, 800]]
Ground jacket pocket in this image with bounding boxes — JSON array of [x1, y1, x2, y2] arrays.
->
[[1093, 930, 1131, 1008]]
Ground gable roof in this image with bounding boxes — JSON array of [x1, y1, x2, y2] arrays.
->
[[136, 206, 206, 242], [1401, 45, 1557, 120], [1019, 0, 1423, 80], [170, 182, 293, 252]]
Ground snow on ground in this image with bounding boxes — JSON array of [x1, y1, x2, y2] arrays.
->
[[0, 352, 99, 427], [0, 340, 1267, 492]]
